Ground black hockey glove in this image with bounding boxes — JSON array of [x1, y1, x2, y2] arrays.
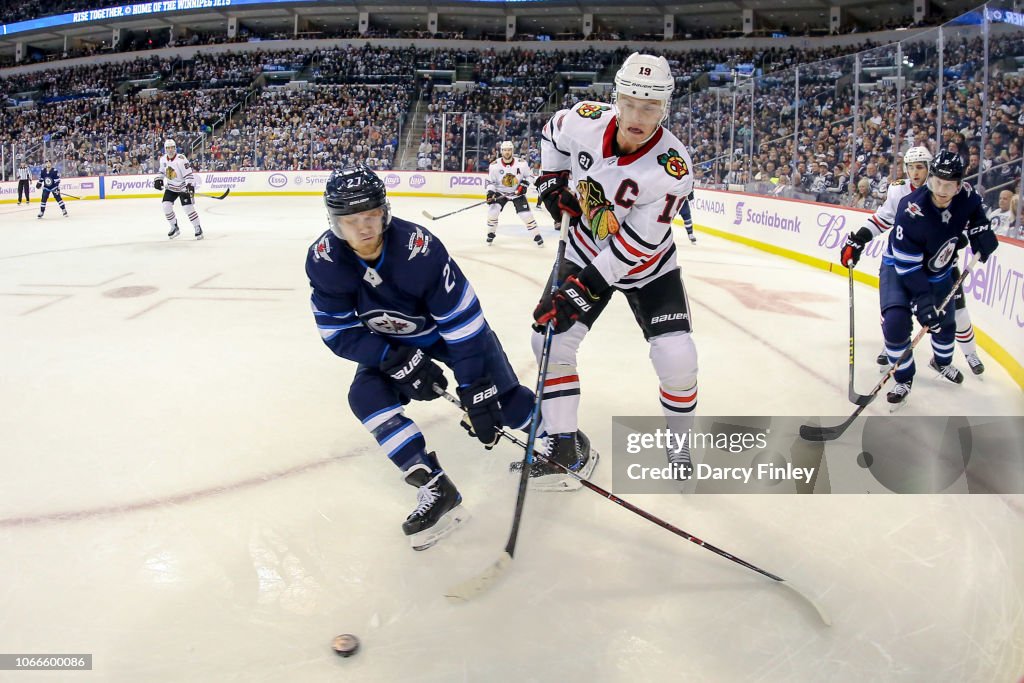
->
[[35, 182, 42, 190], [380, 346, 447, 402], [186, 183, 195, 198], [533, 273, 602, 334], [967, 223, 999, 263], [153, 177, 164, 191], [840, 227, 872, 268], [457, 377, 503, 449], [536, 170, 581, 223], [911, 294, 942, 332], [486, 190, 499, 204], [515, 182, 529, 196]]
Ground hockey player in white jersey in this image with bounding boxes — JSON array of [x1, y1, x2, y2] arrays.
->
[[840, 146, 985, 375], [154, 139, 204, 240], [531, 52, 698, 484], [484, 141, 543, 247]]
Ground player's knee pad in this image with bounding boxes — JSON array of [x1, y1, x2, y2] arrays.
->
[[881, 306, 912, 345], [648, 331, 698, 389], [531, 321, 587, 367], [517, 211, 536, 226], [162, 200, 176, 215], [487, 203, 502, 220], [954, 305, 972, 331]]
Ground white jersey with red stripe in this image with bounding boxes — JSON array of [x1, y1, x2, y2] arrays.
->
[[158, 152, 195, 193], [486, 157, 533, 197], [541, 101, 694, 290], [861, 179, 917, 238]]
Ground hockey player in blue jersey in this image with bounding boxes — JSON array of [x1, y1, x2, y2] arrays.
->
[[305, 165, 576, 550], [880, 150, 999, 408], [677, 192, 697, 244], [36, 161, 68, 219]]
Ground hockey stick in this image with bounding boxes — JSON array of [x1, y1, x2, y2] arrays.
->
[[847, 267, 871, 406], [59, 191, 82, 200], [443, 212, 572, 603], [801, 253, 980, 442], [421, 200, 487, 221], [434, 388, 832, 626], [197, 188, 231, 200]]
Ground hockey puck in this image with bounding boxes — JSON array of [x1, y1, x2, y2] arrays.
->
[[332, 634, 360, 658]]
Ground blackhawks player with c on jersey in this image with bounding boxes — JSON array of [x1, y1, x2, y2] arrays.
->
[[532, 52, 698, 481]]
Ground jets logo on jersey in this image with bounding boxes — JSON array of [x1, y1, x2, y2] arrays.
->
[[313, 234, 333, 262], [501, 173, 518, 187], [928, 238, 958, 272], [905, 202, 924, 218], [657, 149, 689, 179], [576, 177, 621, 240], [407, 227, 431, 260], [576, 103, 611, 120], [362, 310, 425, 336]]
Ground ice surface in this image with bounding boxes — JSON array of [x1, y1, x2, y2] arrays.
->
[[0, 196, 1021, 681]]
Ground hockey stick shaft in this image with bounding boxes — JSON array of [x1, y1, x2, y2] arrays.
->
[[435, 388, 831, 625], [422, 200, 487, 221], [801, 253, 980, 441], [443, 212, 570, 602], [59, 191, 81, 200], [847, 267, 868, 405], [197, 188, 230, 200]]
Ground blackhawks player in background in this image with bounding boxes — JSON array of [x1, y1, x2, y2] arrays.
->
[[484, 140, 543, 247], [154, 139, 204, 240]]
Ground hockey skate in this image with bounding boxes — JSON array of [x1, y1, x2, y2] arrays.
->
[[965, 353, 985, 376], [534, 234, 544, 248], [876, 351, 890, 373], [510, 431, 599, 492], [194, 228, 204, 241], [402, 461, 468, 551], [929, 359, 964, 384], [688, 234, 697, 245], [486, 232, 496, 246], [167, 224, 180, 239], [37, 211, 43, 219], [666, 436, 693, 481], [887, 380, 912, 411], [62, 210, 68, 218]]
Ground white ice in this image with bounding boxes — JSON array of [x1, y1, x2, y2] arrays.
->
[[1, 196, 1022, 681]]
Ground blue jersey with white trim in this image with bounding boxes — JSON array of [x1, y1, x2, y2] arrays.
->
[[305, 216, 490, 384], [885, 184, 988, 299], [38, 167, 61, 189]]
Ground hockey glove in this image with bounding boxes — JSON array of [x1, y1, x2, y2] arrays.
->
[[457, 377, 503, 449], [186, 183, 195, 198], [380, 346, 447, 402], [840, 227, 873, 268], [967, 223, 999, 263], [533, 274, 601, 334], [35, 182, 42, 190], [153, 177, 164, 191], [536, 170, 581, 223], [515, 182, 529, 196], [486, 190, 499, 204], [911, 294, 942, 332]]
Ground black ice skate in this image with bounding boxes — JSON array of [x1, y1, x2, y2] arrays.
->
[[62, 210, 68, 217], [929, 359, 964, 384], [876, 350, 890, 373], [534, 233, 544, 248], [402, 461, 468, 551], [486, 232, 496, 246], [667, 435, 693, 481], [887, 379, 912, 411], [194, 228, 204, 241], [688, 234, 697, 244], [37, 211, 43, 219], [510, 431, 599, 492], [965, 353, 985, 376], [168, 224, 180, 239]]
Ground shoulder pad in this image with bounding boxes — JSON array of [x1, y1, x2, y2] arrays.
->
[[574, 102, 612, 120], [656, 147, 690, 180]]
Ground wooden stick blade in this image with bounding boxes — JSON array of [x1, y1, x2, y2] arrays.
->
[[444, 552, 512, 603]]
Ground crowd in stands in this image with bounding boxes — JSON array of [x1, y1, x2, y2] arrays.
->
[[1, 36, 1021, 234]]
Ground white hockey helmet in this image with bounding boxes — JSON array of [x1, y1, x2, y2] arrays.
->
[[903, 146, 933, 172], [164, 139, 177, 154], [614, 53, 675, 116], [500, 140, 515, 154]]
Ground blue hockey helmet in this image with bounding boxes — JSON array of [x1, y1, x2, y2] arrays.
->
[[324, 164, 391, 241], [929, 150, 964, 181]]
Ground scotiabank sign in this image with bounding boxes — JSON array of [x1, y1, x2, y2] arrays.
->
[[690, 188, 1023, 367]]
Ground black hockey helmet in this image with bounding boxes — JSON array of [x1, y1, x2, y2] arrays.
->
[[324, 164, 391, 242], [929, 150, 964, 181]]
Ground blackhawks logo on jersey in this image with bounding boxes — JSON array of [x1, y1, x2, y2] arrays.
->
[[501, 173, 518, 187], [165, 167, 177, 179], [657, 148, 689, 179], [576, 103, 612, 120], [576, 176, 620, 241]]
